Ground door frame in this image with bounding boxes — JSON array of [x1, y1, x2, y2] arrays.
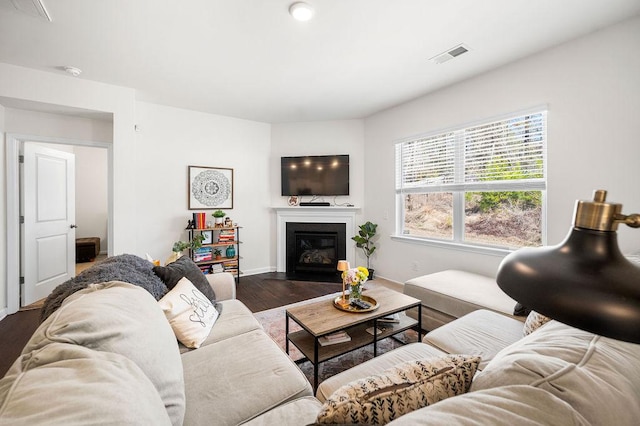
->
[[5, 133, 112, 314]]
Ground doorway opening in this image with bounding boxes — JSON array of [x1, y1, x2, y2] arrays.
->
[[6, 134, 112, 313]]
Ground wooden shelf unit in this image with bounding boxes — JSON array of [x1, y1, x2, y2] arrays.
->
[[188, 226, 241, 282]]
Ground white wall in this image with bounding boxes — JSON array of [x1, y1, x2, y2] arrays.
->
[[270, 120, 365, 207], [75, 146, 108, 252], [0, 105, 6, 318], [133, 102, 272, 274], [364, 16, 640, 282], [270, 120, 366, 267], [0, 62, 136, 314], [3, 108, 113, 142]]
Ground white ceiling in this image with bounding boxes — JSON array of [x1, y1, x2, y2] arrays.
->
[[1, 0, 639, 123]]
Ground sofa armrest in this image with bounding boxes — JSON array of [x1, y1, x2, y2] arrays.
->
[[206, 272, 236, 301]]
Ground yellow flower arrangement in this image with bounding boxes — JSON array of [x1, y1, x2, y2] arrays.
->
[[342, 266, 369, 285], [342, 266, 369, 300]]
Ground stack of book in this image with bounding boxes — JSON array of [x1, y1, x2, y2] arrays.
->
[[222, 259, 238, 275], [218, 228, 236, 243], [199, 265, 212, 274], [318, 331, 351, 346], [193, 247, 212, 262], [192, 212, 207, 229]]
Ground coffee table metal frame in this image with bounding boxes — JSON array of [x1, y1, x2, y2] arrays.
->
[[285, 287, 422, 392]]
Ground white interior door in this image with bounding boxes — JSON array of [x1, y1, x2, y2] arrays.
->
[[22, 144, 76, 305]]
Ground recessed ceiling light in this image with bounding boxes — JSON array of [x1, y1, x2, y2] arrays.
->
[[289, 2, 314, 21], [63, 66, 82, 77]]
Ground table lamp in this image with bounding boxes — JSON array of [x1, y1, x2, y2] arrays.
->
[[497, 190, 640, 343], [337, 260, 350, 307]]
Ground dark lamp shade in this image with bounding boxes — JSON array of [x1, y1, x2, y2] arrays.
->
[[497, 227, 640, 343]]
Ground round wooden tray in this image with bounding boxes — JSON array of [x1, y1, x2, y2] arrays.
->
[[333, 294, 379, 313]]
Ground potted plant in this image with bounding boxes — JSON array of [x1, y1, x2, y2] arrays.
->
[[169, 234, 205, 264], [212, 210, 226, 226], [213, 248, 223, 260], [352, 221, 378, 278]]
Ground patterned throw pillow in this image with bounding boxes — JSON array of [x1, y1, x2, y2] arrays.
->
[[523, 310, 552, 336], [316, 354, 480, 425], [158, 277, 219, 348]]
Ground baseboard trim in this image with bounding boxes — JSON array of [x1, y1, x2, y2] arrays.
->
[[240, 266, 273, 277], [0, 307, 7, 322]]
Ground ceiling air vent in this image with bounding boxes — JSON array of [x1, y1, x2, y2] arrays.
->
[[429, 44, 469, 64]]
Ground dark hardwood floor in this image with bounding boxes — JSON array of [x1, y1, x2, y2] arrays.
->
[[0, 309, 40, 378], [0, 272, 342, 377], [237, 272, 342, 312]]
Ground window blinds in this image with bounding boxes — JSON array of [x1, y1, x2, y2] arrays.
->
[[396, 111, 546, 194]]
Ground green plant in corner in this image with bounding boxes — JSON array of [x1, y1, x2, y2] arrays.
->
[[352, 221, 378, 272]]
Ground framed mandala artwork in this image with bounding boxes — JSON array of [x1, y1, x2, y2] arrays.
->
[[188, 166, 233, 210]]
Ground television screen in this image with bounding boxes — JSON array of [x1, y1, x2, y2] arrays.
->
[[281, 155, 349, 196]]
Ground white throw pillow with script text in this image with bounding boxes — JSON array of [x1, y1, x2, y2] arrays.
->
[[158, 276, 219, 348]]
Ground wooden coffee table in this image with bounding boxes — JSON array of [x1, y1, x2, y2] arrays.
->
[[285, 286, 422, 391]]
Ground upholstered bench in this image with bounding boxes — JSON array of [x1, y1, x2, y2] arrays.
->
[[76, 237, 100, 262], [404, 269, 522, 331]]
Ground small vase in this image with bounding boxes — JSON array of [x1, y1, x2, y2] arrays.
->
[[349, 284, 362, 302], [226, 245, 236, 258]]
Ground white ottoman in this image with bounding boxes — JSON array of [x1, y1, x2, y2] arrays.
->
[[404, 270, 522, 331]]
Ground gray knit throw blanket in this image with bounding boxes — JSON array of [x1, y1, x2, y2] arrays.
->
[[40, 254, 168, 323]]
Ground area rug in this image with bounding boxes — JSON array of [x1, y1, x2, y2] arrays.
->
[[254, 292, 419, 386]]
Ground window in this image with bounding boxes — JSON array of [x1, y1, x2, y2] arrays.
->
[[395, 110, 546, 250]]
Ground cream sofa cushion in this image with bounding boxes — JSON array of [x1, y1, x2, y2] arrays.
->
[[16, 281, 185, 425], [181, 328, 313, 426], [0, 343, 171, 425], [423, 309, 524, 370], [471, 320, 640, 425], [387, 385, 589, 425], [241, 397, 323, 426]]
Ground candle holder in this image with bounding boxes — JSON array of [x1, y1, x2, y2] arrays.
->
[[336, 260, 351, 308]]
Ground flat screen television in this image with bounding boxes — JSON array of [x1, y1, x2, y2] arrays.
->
[[281, 155, 349, 196]]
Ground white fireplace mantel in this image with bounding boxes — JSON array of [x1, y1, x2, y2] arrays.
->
[[274, 206, 360, 272]]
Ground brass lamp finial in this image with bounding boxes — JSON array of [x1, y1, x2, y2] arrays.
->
[[574, 189, 640, 232]]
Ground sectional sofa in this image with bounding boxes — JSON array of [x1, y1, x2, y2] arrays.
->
[[1, 258, 639, 425], [0, 272, 318, 425]]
